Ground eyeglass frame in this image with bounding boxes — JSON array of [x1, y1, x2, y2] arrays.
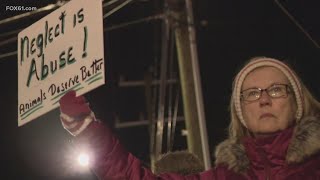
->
[[240, 83, 291, 102]]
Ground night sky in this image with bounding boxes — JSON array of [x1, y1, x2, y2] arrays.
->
[[0, 0, 320, 179]]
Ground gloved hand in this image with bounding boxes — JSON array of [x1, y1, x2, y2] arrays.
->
[[59, 90, 95, 136]]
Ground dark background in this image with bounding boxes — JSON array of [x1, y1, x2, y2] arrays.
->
[[0, 0, 320, 179]]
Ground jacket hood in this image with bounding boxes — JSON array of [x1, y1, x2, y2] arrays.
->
[[214, 116, 320, 173]]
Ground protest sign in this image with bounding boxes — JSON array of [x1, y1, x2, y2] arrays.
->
[[17, 0, 105, 126]]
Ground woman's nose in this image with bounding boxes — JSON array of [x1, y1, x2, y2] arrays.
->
[[259, 91, 272, 106]]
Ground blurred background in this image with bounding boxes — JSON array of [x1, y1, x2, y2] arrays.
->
[[0, 0, 320, 179]]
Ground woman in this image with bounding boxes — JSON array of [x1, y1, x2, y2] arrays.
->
[[59, 57, 320, 179]]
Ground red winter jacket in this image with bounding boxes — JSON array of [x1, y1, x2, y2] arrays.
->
[[74, 116, 320, 180]]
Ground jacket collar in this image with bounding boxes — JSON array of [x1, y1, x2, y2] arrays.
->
[[214, 116, 320, 173], [242, 126, 293, 169]]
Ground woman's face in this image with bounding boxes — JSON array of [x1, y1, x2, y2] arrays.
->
[[241, 66, 297, 136]]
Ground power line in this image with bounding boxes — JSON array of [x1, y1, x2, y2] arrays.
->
[[274, 0, 320, 48], [103, 0, 134, 19], [104, 14, 164, 31], [0, 51, 17, 60]]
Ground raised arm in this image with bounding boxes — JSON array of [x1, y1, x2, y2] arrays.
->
[[58, 91, 225, 180]]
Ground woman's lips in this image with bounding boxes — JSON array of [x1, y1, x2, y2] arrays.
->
[[259, 113, 276, 119]]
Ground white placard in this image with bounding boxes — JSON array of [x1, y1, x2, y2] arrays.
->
[[17, 0, 105, 127]]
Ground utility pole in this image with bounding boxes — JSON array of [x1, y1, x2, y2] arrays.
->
[[166, 0, 211, 169]]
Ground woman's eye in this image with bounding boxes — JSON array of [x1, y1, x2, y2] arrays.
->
[[248, 91, 258, 96], [274, 87, 281, 91], [270, 87, 282, 93]]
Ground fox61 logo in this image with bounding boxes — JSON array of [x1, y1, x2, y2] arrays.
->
[[6, 6, 36, 11], [6, 6, 22, 11]]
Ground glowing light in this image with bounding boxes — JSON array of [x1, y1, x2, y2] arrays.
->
[[77, 153, 89, 166]]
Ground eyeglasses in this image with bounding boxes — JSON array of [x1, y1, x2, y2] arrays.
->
[[240, 84, 291, 102]]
